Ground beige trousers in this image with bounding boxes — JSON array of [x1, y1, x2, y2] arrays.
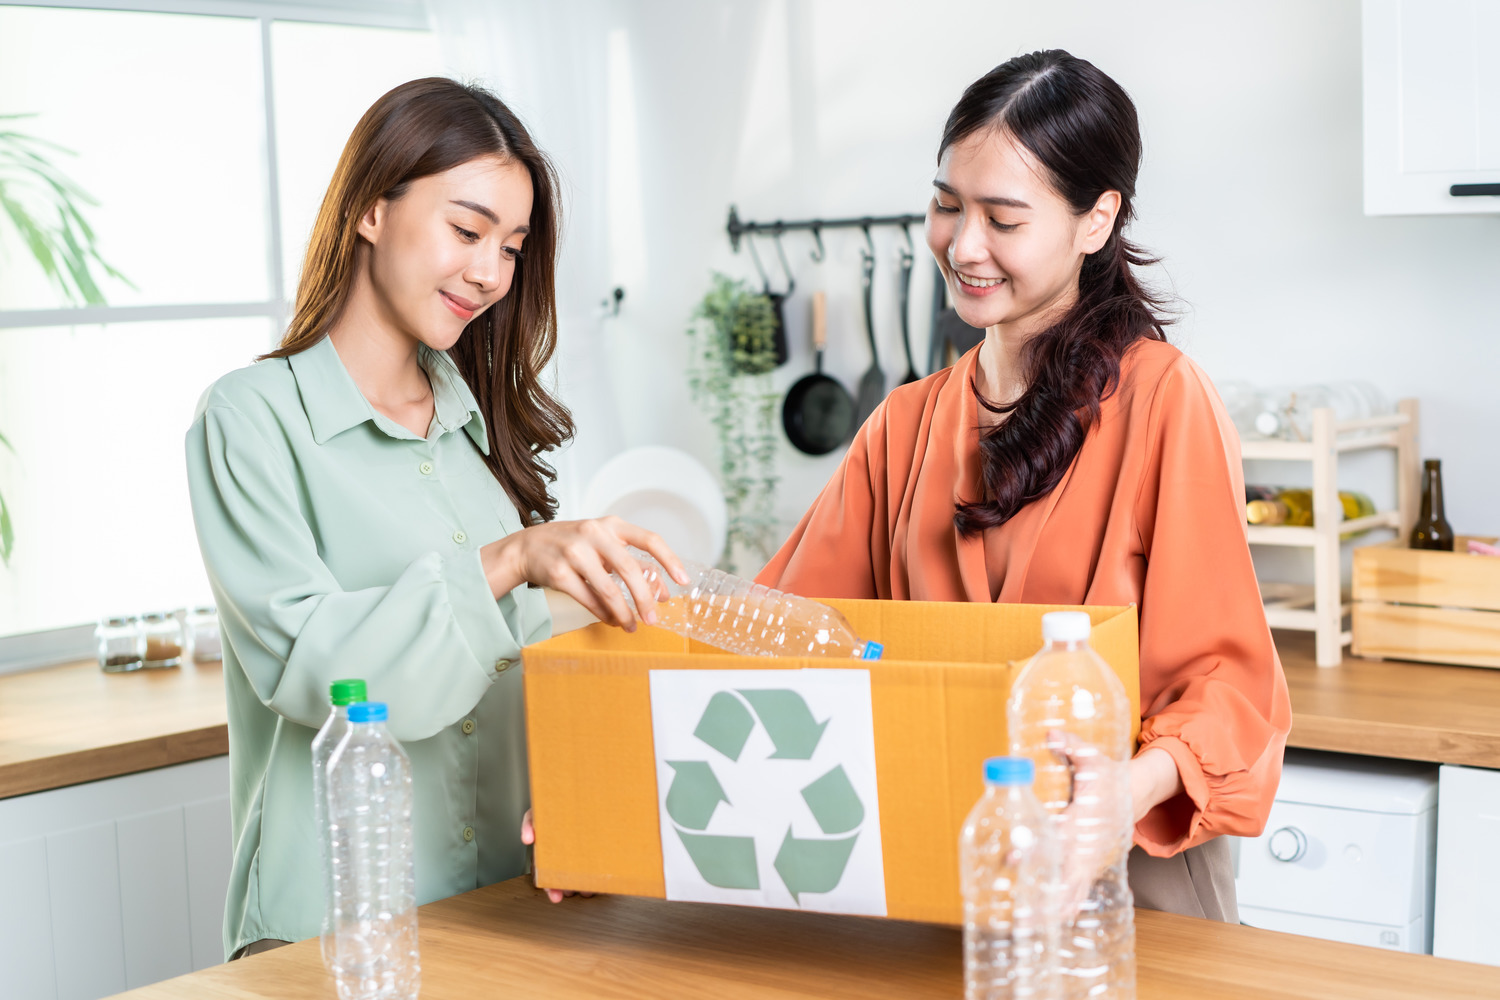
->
[[1128, 836, 1238, 922]]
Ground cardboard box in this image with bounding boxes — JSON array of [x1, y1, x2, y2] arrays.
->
[[1353, 537, 1500, 669], [522, 598, 1139, 925]]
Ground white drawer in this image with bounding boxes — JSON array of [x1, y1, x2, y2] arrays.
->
[[1236, 797, 1437, 927]]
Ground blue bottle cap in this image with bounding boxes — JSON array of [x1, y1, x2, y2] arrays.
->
[[983, 756, 1034, 786], [860, 641, 884, 660], [347, 702, 388, 723]]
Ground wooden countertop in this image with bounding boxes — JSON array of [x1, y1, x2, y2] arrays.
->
[[1275, 629, 1500, 767], [0, 658, 227, 799], [109, 875, 1499, 999], [5, 628, 1500, 801]]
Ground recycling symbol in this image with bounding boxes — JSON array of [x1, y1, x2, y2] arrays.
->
[[663, 688, 867, 904]]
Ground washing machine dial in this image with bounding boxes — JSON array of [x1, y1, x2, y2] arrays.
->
[[1268, 826, 1307, 863]]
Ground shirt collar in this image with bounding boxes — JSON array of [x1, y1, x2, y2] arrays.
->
[[287, 336, 490, 454]]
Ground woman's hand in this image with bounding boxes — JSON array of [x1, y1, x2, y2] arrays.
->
[[1128, 745, 1184, 825], [520, 808, 594, 904], [481, 516, 689, 631]]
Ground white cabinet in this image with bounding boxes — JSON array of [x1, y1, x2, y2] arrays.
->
[[1434, 764, 1500, 966], [1363, 0, 1500, 214], [0, 756, 231, 1000]]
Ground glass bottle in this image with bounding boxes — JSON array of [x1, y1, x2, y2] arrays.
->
[[186, 606, 222, 662], [1410, 459, 1455, 551], [97, 615, 145, 673], [141, 611, 185, 668]]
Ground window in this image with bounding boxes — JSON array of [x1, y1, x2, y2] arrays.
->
[[0, 2, 443, 652]]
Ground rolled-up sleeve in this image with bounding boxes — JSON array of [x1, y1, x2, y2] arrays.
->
[[1131, 358, 1292, 856], [186, 402, 522, 742]]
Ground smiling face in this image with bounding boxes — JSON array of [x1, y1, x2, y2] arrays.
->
[[356, 154, 534, 352], [926, 128, 1119, 335]]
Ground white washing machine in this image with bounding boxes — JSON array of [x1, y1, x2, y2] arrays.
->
[[1234, 749, 1439, 953]]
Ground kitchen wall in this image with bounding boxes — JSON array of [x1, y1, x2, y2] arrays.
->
[[521, 0, 1500, 558]]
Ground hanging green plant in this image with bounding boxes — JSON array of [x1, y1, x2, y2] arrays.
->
[[686, 273, 781, 574], [0, 113, 131, 566]]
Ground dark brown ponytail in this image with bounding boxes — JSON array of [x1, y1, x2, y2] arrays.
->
[[944, 50, 1169, 535]]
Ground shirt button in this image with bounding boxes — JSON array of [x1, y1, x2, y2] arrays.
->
[[419, 461, 434, 476], [452, 530, 467, 545], [461, 719, 475, 735], [462, 826, 475, 843], [494, 658, 512, 674]]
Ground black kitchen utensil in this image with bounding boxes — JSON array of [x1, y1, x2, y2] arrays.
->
[[897, 229, 919, 385], [782, 291, 855, 455], [851, 229, 886, 433]]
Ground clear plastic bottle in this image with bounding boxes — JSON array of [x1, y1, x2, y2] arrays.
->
[[1007, 612, 1135, 1000], [615, 548, 883, 659], [313, 677, 368, 969], [961, 756, 1061, 1000], [326, 702, 420, 1000]]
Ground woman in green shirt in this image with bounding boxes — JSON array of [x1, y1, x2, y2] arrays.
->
[[185, 77, 684, 959]]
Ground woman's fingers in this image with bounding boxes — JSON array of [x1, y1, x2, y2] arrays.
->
[[552, 568, 619, 631], [569, 543, 639, 631], [520, 808, 535, 845], [591, 527, 662, 626], [609, 519, 691, 586]]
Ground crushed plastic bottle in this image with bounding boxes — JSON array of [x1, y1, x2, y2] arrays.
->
[[615, 548, 882, 660]]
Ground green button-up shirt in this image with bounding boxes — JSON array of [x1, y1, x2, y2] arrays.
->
[[184, 335, 550, 958]]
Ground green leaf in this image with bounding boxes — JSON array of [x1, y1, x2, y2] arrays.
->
[[0, 487, 12, 567]]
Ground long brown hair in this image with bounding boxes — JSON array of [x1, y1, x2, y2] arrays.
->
[[263, 77, 573, 524], [943, 51, 1170, 535]]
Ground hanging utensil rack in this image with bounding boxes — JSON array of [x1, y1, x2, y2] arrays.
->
[[726, 205, 924, 260]]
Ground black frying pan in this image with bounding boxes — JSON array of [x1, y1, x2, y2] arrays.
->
[[782, 291, 855, 455]]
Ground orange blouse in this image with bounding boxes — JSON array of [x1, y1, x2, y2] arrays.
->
[[757, 339, 1291, 857]]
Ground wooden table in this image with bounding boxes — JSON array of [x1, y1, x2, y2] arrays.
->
[[107, 876, 1499, 999], [1274, 629, 1500, 767], [0, 657, 227, 798]]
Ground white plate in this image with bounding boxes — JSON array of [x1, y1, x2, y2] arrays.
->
[[582, 446, 727, 566]]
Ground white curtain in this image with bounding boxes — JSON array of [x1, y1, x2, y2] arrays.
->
[[427, 0, 622, 519], [427, 0, 768, 518]]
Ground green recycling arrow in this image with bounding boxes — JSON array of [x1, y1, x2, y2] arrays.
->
[[773, 826, 859, 903], [675, 829, 759, 889], [737, 689, 828, 759], [800, 765, 864, 835], [693, 691, 755, 761], [664, 760, 729, 831]]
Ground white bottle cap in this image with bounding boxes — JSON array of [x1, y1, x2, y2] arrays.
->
[[1041, 611, 1091, 643]]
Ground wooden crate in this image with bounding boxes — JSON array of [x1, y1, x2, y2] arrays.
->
[[1352, 537, 1500, 668]]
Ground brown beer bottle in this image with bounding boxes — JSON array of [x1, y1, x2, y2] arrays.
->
[[1410, 459, 1455, 551]]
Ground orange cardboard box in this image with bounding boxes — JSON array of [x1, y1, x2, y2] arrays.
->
[[522, 598, 1139, 925]]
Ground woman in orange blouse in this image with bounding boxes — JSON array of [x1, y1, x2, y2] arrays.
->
[[757, 50, 1290, 921]]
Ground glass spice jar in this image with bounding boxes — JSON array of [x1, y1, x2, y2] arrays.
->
[[97, 615, 145, 673], [141, 611, 185, 668], [186, 606, 222, 662]]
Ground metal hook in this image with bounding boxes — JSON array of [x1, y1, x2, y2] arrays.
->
[[771, 227, 795, 297], [746, 233, 771, 292], [860, 222, 875, 265], [808, 223, 825, 263]]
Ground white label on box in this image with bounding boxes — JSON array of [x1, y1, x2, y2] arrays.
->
[[647, 668, 886, 916]]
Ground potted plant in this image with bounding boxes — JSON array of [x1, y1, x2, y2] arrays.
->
[[685, 273, 780, 574]]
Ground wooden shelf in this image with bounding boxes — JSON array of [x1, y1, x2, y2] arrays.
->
[[1246, 511, 1403, 548], [1240, 399, 1418, 666]]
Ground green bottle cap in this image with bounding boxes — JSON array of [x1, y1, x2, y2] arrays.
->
[[329, 679, 367, 706]]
